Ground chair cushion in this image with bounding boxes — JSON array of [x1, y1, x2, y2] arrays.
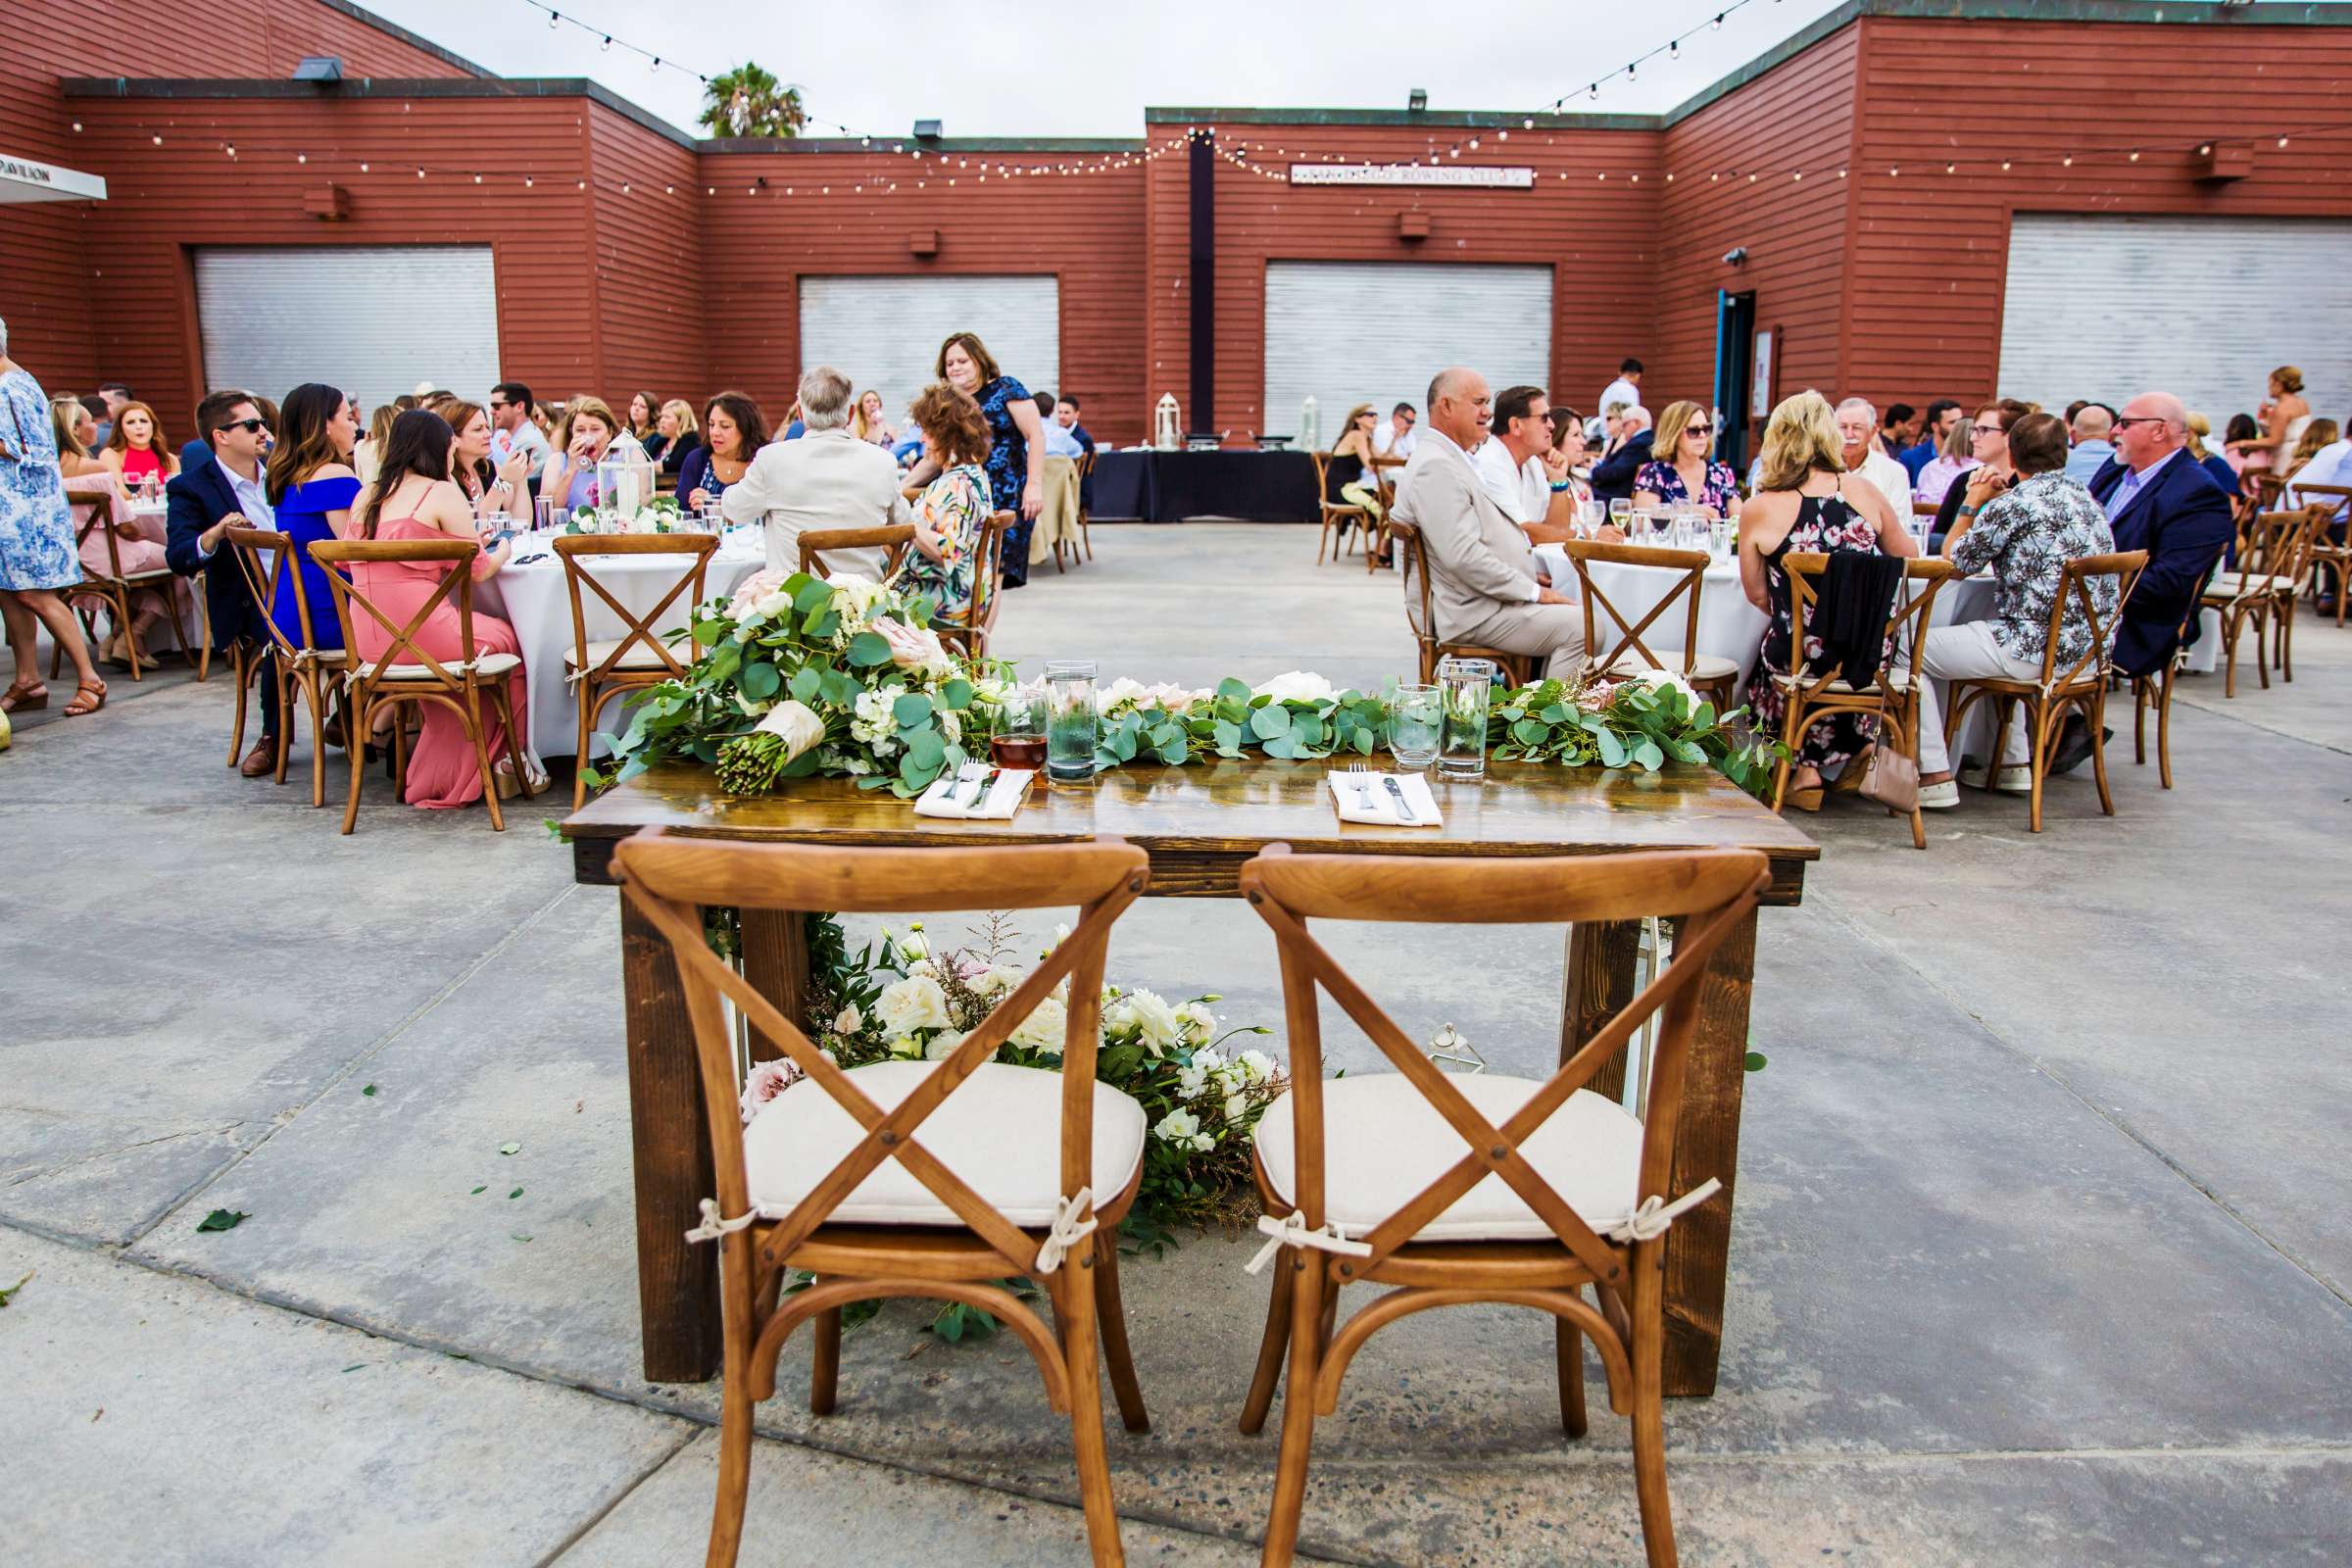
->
[[361, 652, 521, 682], [2206, 572, 2293, 597], [1251, 1073, 1645, 1243], [1602, 653, 1740, 683], [1773, 667, 1910, 694], [743, 1060, 1147, 1228], [562, 637, 680, 673]]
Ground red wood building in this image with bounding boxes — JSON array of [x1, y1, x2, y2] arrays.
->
[[6, 0, 2349, 454]]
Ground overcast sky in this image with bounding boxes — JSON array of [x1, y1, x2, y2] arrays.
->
[[368, 0, 1875, 140]]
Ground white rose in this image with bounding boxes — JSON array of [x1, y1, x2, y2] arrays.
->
[[1192, 1044, 1225, 1075], [752, 589, 793, 622], [1109, 989, 1184, 1054], [1009, 996, 1067, 1053], [898, 930, 930, 961], [1100, 675, 1150, 712], [1175, 1061, 1209, 1100], [1224, 1092, 1252, 1125], [875, 975, 951, 1036], [1632, 667, 1699, 709], [1238, 1049, 1279, 1084], [973, 965, 1021, 999], [1182, 1002, 1217, 1041], [924, 1028, 967, 1061], [1153, 1107, 1201, 1146], [1252, 670, 1337, 706], [833, 1004, 862, 1034]]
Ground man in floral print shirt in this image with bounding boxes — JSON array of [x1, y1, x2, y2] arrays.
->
[[1911, 413, 2116, 808]]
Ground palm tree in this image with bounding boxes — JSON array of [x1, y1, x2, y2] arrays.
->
[[699, 63, 808, 139]]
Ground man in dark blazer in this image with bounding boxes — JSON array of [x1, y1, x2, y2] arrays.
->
[[2087, 391, 2232, 679], [166, 389, 278, 775], [1588, 407, 1654, 505]]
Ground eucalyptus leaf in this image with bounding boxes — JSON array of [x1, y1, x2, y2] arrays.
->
[[941, 678, 974, 710], [738, 662, 780, 702], [1249, 704, 1293, 740], [1633, 739, 1665, 770], [845, 631, 892, 668], [787, 665, 823, 702], [1216, 676, 1251, 703], [1596, 728, 1629, 768], [893, 693, 933, 728]]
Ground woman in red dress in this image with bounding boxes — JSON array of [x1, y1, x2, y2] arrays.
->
[[100, 401, 177, 491]]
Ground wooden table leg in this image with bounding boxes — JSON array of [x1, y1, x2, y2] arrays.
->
[[1563, 910, 1757, 1397], [620, 895, 719, 1384], [739, 910, 810, 1065]]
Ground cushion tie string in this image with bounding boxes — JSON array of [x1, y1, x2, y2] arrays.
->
[[683, 1197, 760, 1245], [1602, 1178, 1724, 1244], [1032, 1188, 1098, 1276], [1245, 1210, 1375, 1276]]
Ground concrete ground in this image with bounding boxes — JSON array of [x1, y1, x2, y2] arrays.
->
[[4, 523, 2349, 1566]]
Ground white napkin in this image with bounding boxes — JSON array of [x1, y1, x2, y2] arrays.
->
[[1328, 770, 1443, 827], [913, 767, 1037, 820]]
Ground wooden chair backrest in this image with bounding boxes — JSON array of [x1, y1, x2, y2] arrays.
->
[[612, 831, 1150, 1274], [1308, 448, 1367, 509], [1911, 499, 1940, 520], [797, 524, 913, 579], [968, 510, 1012, 630], [2239, 508, 2323, 588], [1383, 516, 1438, 644], [67, 497, 122, 579], [1780, 553, 1957, 700], [1564, 540, 1709, 679], [1241, 845, 1770, 1285], [1076, 448, 1097, 482], [2033, 550, 2147, 691], [2288, 483, 2350, 530], [224, 525, 326, 660], [551, 532, 715, 686], [307, 536, 484, 689]]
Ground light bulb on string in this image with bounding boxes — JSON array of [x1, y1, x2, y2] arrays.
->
[[296, 153, 305, 164], [360, 161, 369, 172], [1712, 12, 1724, 26], [416, 167, 425, 178], [650, 56, 659, 72], [547, 8, 559, 25], [1669, 39, 1678, 59], [2278, 135, 2288, 148], [600, 34, 611, 50], [2001, 159, 2012, 171], [2128, 150, 2139, 162], [2197, 144, 2211, 156], [152, 133, 163, 145], [2062, 154, 2073, 167]]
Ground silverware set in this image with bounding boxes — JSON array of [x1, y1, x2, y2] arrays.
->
[[1344, 760, 1414, 823]]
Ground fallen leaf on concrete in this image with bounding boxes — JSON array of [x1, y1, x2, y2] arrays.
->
[[0, 1269, 31, 1307], [196, 1208, 248, 1233], [499, 1142, 520, 1156]]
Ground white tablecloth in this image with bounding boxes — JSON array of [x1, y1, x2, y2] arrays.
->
[[479, 529, 768, 760]]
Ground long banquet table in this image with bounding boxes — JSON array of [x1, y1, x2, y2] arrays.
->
[[564, 756, 1819, 1396], [1089, 449, 1319, 522]]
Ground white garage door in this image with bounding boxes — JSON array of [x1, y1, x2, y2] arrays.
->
[[1264, 262, 1554, 447], [1999, 215, 2352, 431], [799, 275, 1059, 424], [195, 246, 499, 417]]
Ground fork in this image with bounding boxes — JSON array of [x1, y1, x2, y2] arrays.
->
[[954, 760, 990, 808], [1345, 760, 1381, 814]]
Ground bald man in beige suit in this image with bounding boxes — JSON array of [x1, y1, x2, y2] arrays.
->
[[1390, 367, 1587, 677]]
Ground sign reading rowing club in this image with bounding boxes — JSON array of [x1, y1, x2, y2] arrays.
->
[[1288, 164, 1535, 189]]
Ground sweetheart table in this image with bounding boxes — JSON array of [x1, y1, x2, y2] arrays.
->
[[564, 758, 1819, 1395]]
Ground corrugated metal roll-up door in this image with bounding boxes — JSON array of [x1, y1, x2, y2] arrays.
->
[[798, 275, 1059, 426], [1999, 215, 2352, 428], [1263, 262, 1554, 446], [195, 246, 499, 417]]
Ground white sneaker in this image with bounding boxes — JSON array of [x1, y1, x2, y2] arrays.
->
[[1960, 759, 2033, 793], [1919, 779, 1959, 809]]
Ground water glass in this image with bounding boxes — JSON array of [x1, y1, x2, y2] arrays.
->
[[534, 495, 557, 533], [1709, 516, 1735, 559], [1578, 499, 1607, 539], [1388, 682, 1442, 770], [1043, 660, 1099, 782], [1436, 658, 1495, 782]]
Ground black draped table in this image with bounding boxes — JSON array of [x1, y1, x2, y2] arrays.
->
[[1089, 449, 1320, 523]]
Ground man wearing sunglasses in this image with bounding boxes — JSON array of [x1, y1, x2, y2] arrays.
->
[[488, 382, 550, 491], [2086, 391, 2232, 681], [165, 390, 282, 775]]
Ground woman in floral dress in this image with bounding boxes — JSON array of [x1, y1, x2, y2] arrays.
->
[[1740, 390, 1918, 808], [0, 319, 107, 716], [899, 383, 995, 625], [924, 331, 1047, 588]]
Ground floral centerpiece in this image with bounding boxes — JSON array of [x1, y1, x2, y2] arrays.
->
[[566, 491, 691, 535]]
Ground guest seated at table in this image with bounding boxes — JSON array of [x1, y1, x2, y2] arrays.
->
[[102, 401, 178, 490], [2221, 412, 2270, 489], [1835, 397, 1913, 507], [899, 383, 995, 625], [265, 382, 361, 658], [1390, 367, 1586, 677], [437, 397, 531, 523], [52, 396, 107, 480], [679, 391, 766, 515], [1473, 384, 1580, 546], [1055, 393, 1096, 513], [655, 399, 698, 478], [351, 410, 541, 805], [487, 383, 550, 489], [57, 397, 174, 665], [2087, 391, 2232, 685], [720, 368, 906, 579], [1740, 389, 1919, 810], [1932, 401, 2030, 546], [851, 389, 897, 449], [907, 331, 1047, 588], [1913, 407, 1980, 509], [2185, 413, 2241, 500], [1633, 400, 1741, 520], [2062, 405, 2116, 486], [1588, 405, 1652, 504], [1035, 391, 1084, 460], [1901, 400, 1961, 483], [167, 389, 282, 773], [1545, 406, 1597, 513], [540, 396, 621, 514], [1373, 401, 1418, 461], [1913, 413, 2116, 807], [1332, 403, 1387, 533], [625, 391, 664, 465]]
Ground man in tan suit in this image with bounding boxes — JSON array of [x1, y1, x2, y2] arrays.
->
[[721, 365, 909, 579], [1391, 367, 1587, 678]]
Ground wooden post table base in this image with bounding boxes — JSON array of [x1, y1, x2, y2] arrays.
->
[[566, 759, 1817, 1389]]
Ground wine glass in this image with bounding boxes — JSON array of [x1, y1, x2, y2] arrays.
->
[[991, 684, 1049, 770], [1608, 497, 1632, 534]]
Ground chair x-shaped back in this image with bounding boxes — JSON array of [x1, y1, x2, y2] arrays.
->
[[226, 525, 345, 804], [554, 532, 715, 686], [1564, 540, 1715, 691]]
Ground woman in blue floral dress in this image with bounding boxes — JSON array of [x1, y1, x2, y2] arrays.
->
[[1633, 400, 1742, 519], [931, 331, 1047, 587], [899, 382, 997, 625], [0, 320, 107, 715]]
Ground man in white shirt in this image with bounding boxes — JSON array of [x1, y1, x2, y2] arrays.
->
[[1835, 397, 1914, 507], [722, 366, 910, 578], [2062, 405, 2116, 486], [1598, 358, 1642, 425], [1469, 384, 1576, 545], [1371, 402, 1418, 461], [2287, 429, 2351, 508], [488, 381, 551, 482], [1035, 391, 1085, 459]]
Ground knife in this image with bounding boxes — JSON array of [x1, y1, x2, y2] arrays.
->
[[963, 768, 1001, 810], [1381, 775, 1416, 823]]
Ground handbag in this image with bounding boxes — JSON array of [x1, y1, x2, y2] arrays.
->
[[1855, 740, 1920, 812]]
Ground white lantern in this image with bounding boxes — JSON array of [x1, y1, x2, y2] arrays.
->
[[1298, 395, 1320, 453], [596, 430, 657, 523], [1153, 394, 1182, 452]]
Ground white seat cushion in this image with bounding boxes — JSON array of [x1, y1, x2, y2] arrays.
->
[[1251, 1073, 1645, 1243], [563, 637, 680, 673], [2205, 572, 2293, 598], [744, 1060, 1147, 1228], [1773, 667, 1910, 694], [361, 652, 521, 682], [1602, 653, 1740, 683]]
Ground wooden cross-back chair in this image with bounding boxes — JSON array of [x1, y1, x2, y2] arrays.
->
[[1237, 845, 1772, 1568], [1770, 554, 1956, 849], [1366, 452, 1407, 573], [553, 533, 717, 810], [1562, 540, 1740, 710], [1072, 447, 1098, 565], [1309, 449, 1375, 566], [795, 523, 912, 581], [2132, 603, 2199, 792], [2201, 508, 2322, 698], [225, 525, 348, 807], [1383, 517, 1537, 687], [55, 496, 195, 682], [2289, 481, 2349, 628], [612, 832, 1156, 1568], [308, 536, 532, 835], [939, 510, 1012, 662], [1945, 550, 2147, 834]]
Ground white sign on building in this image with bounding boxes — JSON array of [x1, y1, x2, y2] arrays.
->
[[1288, 164, 1534, 189]]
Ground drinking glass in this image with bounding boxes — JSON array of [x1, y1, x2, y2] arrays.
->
[[1709, 516, 1734, 559], [534, 495, 556, 533], [1043, 661, 1099, 782], [1608, 497, 1632, 533], [1436, 658, 1495, 781], [1388, 682, 1442, 770], [1578, 499, 1607, 539], [991, 685, 1048, 770]]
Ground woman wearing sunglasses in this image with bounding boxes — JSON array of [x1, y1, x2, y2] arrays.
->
[[1633, 400, 1741, 520]]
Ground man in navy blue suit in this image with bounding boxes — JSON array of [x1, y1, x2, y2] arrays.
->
[[165, 389, 279, 775], [2087, 391, 2233, 677]]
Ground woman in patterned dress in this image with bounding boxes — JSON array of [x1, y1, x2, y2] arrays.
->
[[0, 318, 107, 715], [1740, 390, 1918, 809], [1633, 400, 1742, 519], [924, 331, 1047, 588], [898, 382, 994, 626]]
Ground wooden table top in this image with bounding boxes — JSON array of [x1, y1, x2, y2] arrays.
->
[[567, 759, 1817, 903]]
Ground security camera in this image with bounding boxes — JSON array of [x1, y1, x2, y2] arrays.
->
[[1722, 246, 1748, 267]]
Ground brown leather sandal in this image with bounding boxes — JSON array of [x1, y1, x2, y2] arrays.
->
[[64, 678, 107, 716], [1, 679, 46, 713]]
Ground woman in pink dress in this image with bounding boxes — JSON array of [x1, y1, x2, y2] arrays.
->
[[350, 409, 544, 808], [54, 396, 177, 662]]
